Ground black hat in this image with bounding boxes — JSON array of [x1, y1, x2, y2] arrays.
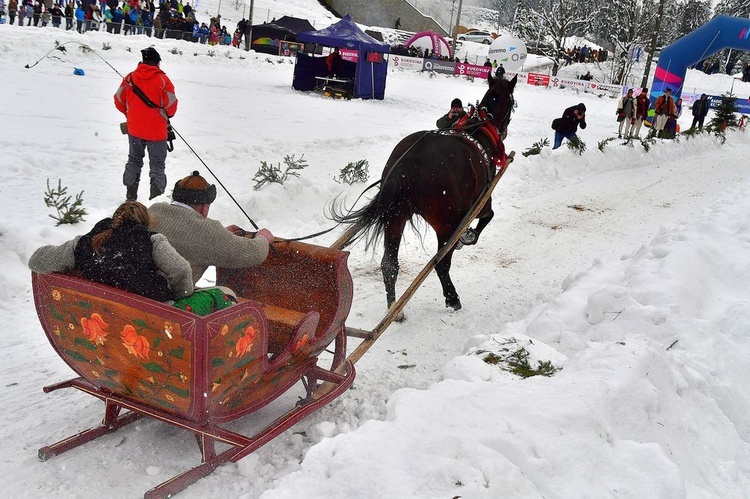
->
[[141, 47, 161, 64], [172, 171, 217, 205], [577, 103, 586, 112], [451, 98, 463, 108]]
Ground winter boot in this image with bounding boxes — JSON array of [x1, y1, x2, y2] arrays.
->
[[126, 183, 139, 201], [149, 182, 164, 200]]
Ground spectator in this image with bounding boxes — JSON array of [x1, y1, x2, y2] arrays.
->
[[616, 88, 637, 138], [114, 47, 178, 201], [552, 103, 587, 149], [326, 47, 343, 76], [8, 0, 17, 25], [394, 17, 400, 29], [663, 98, 682, 139], [148, 171, 274, 285], [483, 57, 492, 67], [580, 71, 593, 81], [653, 87, 676, 138], [50, 2, 63, 27], [495, 63, 505, 79], [436, 98, 466, 130], [74, 2, 84, 32], [28, 201, 193, 302], [64, 0, 73, 30], [690, 93, 709, 130], [632, 87, 649, 139]]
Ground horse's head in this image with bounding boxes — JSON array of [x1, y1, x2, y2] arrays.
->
[[478, 74, 517, 135]]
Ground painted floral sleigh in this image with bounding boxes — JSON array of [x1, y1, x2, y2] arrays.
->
[[32, 240, 355, 498]]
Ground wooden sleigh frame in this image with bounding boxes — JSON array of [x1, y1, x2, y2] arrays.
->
[[32, 240, 354, 498]]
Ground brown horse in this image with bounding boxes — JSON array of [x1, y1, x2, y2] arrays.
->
[[331, 74, 516, 312]]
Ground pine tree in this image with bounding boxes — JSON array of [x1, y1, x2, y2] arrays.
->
[[709, 93, 740, 131], [715, 0, 750, 18]]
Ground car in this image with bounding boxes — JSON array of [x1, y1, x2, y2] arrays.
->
[[457, 30, 494, 45]]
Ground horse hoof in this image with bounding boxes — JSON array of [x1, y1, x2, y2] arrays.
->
[[459, 228, 478, 246], [445, 299, 462, 311]]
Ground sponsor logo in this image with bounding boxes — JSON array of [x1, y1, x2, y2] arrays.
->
[[423, 59, 456, 74], [740, 27, 750, 40]]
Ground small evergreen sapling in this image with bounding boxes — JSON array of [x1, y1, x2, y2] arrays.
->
[[709, 93, 739, 132], [252, 154, 308, 190], [44, 179, 87, 225], [567, 136, 586, 155], [335, 159, 370, 184], [521, 138, 549, 157]]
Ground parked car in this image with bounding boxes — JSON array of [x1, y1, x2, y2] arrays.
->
[[457, 30, 494, 45]]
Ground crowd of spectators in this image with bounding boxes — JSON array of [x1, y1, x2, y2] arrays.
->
[[390, 44, 454, 62], [562, 45, 608, 66], [0, 0, 239, 46]]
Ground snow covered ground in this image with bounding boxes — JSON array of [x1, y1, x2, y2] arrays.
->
[[2, 2, 750, 497]]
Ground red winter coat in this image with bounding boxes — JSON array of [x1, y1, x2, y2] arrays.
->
[[114, 62, 177, 141]]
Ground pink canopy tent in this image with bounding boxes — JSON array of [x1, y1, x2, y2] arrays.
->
[[404, 31, 453, 58]]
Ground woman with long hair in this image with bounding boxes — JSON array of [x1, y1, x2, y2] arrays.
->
[[29, 201, 193, 301]]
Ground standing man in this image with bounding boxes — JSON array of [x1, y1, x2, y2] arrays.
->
[[690, 93, 709, 130], [616, 88, 637, 138], [653, 87, 676, 138], [552, 103, 587, 149], [631, 87, 649, 139], [114, 47, 177, 201]]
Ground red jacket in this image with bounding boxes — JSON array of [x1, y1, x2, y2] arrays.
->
[[114, 62, 177, 141]]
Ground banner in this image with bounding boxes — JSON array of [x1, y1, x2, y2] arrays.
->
[[455, 62, 491, 79], [340, 48, 358, 63], [707, 94, 750, 113], [549, 76, 587, 91], [527, 72, 550, 86], [279, 41, 299, 57], [587, 82, 624, 96], [391, 55, 424, 71], [422, 59, 456, 75]]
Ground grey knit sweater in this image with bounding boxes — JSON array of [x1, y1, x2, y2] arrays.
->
[[148, 202, 269, 284]]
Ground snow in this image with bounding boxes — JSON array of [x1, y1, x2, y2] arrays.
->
[[2, 1, 750, 498]]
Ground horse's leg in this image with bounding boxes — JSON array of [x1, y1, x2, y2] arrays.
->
[[461, 202, 495, 246], [435, 232, 462, 310], [381, 217, 409, 319]]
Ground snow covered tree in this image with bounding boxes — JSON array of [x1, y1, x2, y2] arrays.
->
[[714, 0, 750, 18], [515, 0, 592, 76], [675, 0, 712, 40]]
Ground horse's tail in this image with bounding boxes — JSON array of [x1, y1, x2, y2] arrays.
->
[[329, 174, 414, 249]]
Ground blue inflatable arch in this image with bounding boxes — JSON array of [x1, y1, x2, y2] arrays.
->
[[650, 15, 750, 107]]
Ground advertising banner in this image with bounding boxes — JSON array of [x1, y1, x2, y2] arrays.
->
[[707, 94, 750, 113], [340, 48, 358, 63], [488, 36, 528, 72], [455, 62, 492, 79], [391, 55, 425, 71], [279, 41, 299, 57], [422, 59, 456, 74], [527, 72, 550, 86], [505, 71, 528, 82], [587, 82, 625, 96], [549, 76, 587, 90]]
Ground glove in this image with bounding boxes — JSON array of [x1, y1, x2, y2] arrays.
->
[[255, 228, 274, 244]]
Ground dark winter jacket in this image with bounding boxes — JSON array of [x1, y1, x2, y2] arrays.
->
[[692, 98, 709, 118], [635, 94, 649, 119], [74, 218, 174, 301], [556, 105, 587, 134]]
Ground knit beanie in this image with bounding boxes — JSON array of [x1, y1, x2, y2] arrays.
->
[[141, 47, 161, 64], [451, 98, 463, 108], [172, 171, 217, 205]]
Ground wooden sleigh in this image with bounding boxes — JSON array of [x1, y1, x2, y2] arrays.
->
[[32, 240, 354, 498]]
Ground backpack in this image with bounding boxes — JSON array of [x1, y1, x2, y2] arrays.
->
[[551, 118, 562, 130]]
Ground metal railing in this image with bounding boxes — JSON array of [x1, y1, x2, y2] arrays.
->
[[404, 0, 452, 35]]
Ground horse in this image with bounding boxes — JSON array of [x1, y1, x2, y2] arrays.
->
[[331, 73, 517, 314]]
